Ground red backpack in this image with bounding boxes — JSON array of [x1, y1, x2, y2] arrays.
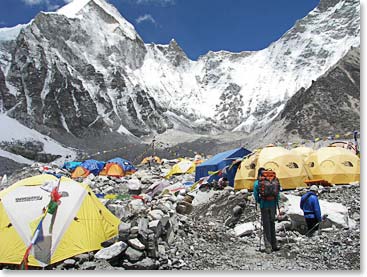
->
[[259, 170, 280, 201]]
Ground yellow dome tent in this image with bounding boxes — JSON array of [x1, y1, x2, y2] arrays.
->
[[0, 175, 120, 268], [233, 151, 260, 191], [290, 146, 314, 161], [305, 147, 360, 184], [140, 156, 162, 165], [234, 146, 308, 191], [165, 159, 196, 179]]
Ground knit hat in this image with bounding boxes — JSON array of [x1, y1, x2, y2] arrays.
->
[[309, 185, 318, 192]]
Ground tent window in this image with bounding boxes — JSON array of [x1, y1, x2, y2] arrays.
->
[[308, 162, 315, 168], [286, 162, 299, 169], [342, 161, 354, 167]]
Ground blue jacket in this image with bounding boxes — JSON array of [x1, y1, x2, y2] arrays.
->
[[300, 192, 322, 222], [253, 180, 280, 209]]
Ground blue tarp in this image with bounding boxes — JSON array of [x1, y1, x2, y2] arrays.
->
[[195, 147, 252, 187], [107, 157, 137, 172], [80, 159, 105, 175], [62, 161, 82, 171]]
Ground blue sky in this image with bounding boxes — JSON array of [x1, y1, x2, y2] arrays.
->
[[0, 0, 320, 60]]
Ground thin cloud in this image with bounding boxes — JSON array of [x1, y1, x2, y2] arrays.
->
[[22, 0, 44, 4], [21, 0, 60, 11], [136, 14, 157, 25]]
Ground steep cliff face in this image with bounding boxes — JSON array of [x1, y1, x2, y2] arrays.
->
[[278, 46, 360, 140], [0, 0, 360, 141], [1, 0, 173, 138]]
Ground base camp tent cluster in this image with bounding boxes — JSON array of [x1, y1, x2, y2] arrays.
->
[[0, 142, 360, 268], [233, 145, 360, 191], [161, 144, 360, 191], [67, 158, 137, 179]]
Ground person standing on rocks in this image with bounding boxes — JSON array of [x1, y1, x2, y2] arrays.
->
[[253, 167, 281, 254], [300, 185, 322, 237]]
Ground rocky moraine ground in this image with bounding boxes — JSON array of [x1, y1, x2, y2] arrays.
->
[[0, 162, 360, 271]]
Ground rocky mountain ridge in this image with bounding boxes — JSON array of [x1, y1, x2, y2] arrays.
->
[[0, 0, 360, 138], [0, 0, 360, 169]]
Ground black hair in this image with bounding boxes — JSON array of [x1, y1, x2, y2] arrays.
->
[[257, 167, 265, 179]]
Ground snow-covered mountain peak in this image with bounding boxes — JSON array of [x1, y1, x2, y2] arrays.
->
[[0, 24, 28, 42], [56, 0, 137, 40], [0, 0, 360, 144]]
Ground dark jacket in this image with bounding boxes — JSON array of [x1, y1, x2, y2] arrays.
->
[[300, 192, 322, 222]]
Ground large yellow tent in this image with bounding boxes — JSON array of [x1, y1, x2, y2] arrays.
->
[[0, 175, 120, 267], [234, 146, 309, 191], [290, 146, 314, 161], [305, 147, 360, 184], [165, 159, 196, 178]]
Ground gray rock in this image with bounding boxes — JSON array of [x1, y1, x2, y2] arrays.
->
[[74, 253, 90, 264], [118, 222, 131, 241], [149, 220, 162, 238], [79, 261, 97, 270], [107, 204, 126, 219], [63, 259, 76, 268], [101, 236, 118, 248], [146, 232, 158, 258], [130, 226, 139, 234], [232, 205, 243, 217], [102, 185, 114, 194], [125, 247, 144, 262], [138, 217, 149, 244], [94, 259, 119, 270], [95, 241, 127, 260], [128, 238, 146, 250], [176, 201, 193, 215], [129, 199, 145, 213], [127, 179, 142, 195], [119, 222, 131, 233], [149, 209, 164, 220], [123, 257, 158, 270]]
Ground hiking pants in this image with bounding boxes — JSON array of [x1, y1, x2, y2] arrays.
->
[[305, 217, 319, 236], [261, 206, 277, 250]]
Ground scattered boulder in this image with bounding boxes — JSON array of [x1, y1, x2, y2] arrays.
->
[[234, 222, 259, 237], [62, 259, 76, 269], [124, 247, 144, 262], [149, 209, 164, 220], [128, 238, 146, 250], [123, 257, 158, 270], [79, 261, 97, 270], [94, 241, 128, 260]]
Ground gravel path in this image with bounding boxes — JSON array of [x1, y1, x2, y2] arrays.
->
[[168, 186, 360, 270]]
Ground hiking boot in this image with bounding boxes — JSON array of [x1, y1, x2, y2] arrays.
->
[[265, 248, 272, 254], [272, 246, 281, 252]]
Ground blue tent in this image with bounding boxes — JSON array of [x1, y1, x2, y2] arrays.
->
[[80, 159, 105, 175], [107, 157, 137, 172], [62, 161, 82, 171], [195, 147, 251, 187]]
